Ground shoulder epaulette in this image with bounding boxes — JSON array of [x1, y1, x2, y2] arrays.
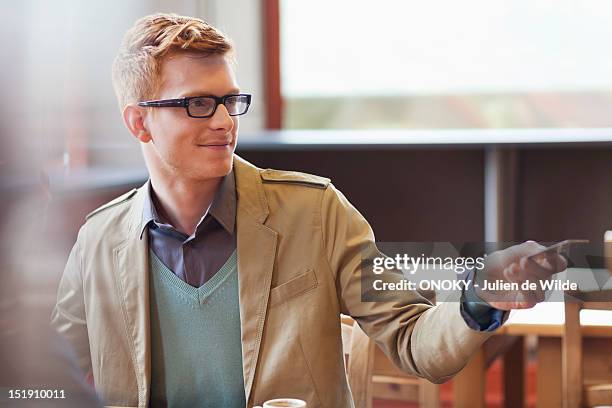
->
[[260, 169, 331, 189], [85, 188, 138, 220]]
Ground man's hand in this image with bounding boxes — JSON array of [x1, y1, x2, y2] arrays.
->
[[473, 241, 568, 310]]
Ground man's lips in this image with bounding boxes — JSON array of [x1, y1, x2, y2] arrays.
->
[[196, 141, 231, 147]]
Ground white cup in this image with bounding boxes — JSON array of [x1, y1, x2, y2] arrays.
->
[[262, 398, 307, 408]]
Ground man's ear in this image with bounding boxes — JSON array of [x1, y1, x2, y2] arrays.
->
[[123, 104, 152, 143]]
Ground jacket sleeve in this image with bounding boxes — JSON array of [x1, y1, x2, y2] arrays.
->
[[320, 183, 497, 383], [50, 231, 92, 378]]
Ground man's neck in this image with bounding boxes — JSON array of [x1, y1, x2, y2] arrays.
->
[[149, 175, 222, 236]]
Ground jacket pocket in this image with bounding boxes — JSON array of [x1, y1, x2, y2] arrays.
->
[[270, 269, 318, 307], [253, 333, 323, 407]]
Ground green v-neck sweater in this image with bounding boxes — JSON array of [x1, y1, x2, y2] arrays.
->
[[148, 249, 245, 408]]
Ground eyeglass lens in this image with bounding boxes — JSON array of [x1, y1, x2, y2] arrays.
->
[[187, 95, 249, 117]]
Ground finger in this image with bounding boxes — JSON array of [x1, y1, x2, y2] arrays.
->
[[533, 288, 546, 303], [520, 256, 557, 280], [523, 240, 547, 258], [555, 254, 568, 272], [538, 252, 568, 273], [502, 241, 544, 265], [517, 301, 537, 309], [527, 289, 539, 304], [520, 288, 540, 305], [503, 262, 521, 283], [514, 290, 537, 308]]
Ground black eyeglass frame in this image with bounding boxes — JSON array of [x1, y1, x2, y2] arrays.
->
[[137, 93, 252, 118]]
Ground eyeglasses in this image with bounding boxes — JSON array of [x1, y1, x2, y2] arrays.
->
[[137, 93, 252, 118]]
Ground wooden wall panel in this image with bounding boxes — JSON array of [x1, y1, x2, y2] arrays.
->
[[519, 147, 612, 251], [238, 149, 485, 242]]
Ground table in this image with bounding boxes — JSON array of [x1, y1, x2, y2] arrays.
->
[[453, 301, 612, 408]]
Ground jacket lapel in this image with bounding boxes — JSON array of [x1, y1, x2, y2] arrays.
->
[[113, 185, 151, 406], [234, 155, 278, 404]]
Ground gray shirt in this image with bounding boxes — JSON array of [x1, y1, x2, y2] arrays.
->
[[139, 171, 237, 288]]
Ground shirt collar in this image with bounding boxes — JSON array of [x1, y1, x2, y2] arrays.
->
[[139, 169, 236, 239]]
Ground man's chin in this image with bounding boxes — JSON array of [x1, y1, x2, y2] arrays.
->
[[195, 159, 233, 180]]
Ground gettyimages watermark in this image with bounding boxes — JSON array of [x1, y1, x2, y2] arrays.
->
[[360, 242, 612, 303]]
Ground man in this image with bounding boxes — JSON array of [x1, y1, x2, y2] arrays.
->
[[51, 13, 566, 407]]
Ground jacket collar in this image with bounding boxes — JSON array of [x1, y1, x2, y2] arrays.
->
[[233, 154, 270, 224], [126, 154, 267, 239]]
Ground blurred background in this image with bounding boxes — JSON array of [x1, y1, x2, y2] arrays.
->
[[1, 1, 611, 407], [282, 0, 612, 130], [6, 0, 612, 167]]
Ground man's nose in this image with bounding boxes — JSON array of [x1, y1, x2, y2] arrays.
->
[[208, 103, 234, 131]]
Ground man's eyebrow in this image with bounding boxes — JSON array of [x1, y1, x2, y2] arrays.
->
[[179, 89, 241, 98]]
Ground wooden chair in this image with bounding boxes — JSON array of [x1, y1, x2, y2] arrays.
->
[[341, 315, 440, 408], [562, 291, 612, 408]]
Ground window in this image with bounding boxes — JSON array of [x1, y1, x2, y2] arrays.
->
[[280, 0, 612, 129]]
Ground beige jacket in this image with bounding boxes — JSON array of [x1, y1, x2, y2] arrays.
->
[[51, 155, 498, 408]]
